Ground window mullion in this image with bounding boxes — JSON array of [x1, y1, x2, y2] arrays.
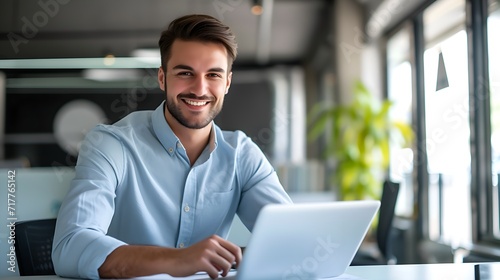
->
[[466, 0, 493, 242], [412, 13, 430, 241]]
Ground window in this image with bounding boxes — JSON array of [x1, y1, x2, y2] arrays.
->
[[387, 25, 414, 218], [423, 0, 471, 246], [384, 0, 500, 262]]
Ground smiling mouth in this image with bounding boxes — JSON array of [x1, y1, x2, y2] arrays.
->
[[182, 99, 209, 106]]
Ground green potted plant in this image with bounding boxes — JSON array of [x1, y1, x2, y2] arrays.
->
[[307, 81, 413, 201]]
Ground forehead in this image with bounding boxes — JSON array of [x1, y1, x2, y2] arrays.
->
[[167, 40, 229, 71]]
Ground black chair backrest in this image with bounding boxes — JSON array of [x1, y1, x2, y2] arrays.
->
[[376, 181, 400, 259], [14, 219, 57, 276]]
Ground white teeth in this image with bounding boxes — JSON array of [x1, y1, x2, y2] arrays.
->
[[184, 100, 208, 106]]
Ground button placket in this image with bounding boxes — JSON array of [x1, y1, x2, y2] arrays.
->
[[177, 168, 196, 251]]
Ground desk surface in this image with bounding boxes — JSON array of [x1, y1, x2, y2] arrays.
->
[[346, 262, 477, 280], [3, 263, 497, 280]]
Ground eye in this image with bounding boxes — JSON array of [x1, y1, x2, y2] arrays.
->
[[177, 72, 193, 76], [207, 73, 223, 78]]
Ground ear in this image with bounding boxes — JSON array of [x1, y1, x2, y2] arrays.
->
[[225, 72, 232, 94], [158, 67, 165, 91]]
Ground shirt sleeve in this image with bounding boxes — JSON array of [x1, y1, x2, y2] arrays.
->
[[52, 125, 127, 279], [236, 136, 293, 231]]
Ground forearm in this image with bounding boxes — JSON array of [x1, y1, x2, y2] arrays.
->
[[98, 245, 179, 278]]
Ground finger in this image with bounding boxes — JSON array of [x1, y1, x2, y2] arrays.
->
[[210, 252, 233, 277], [216, 244, 236, 264], [213, 236, 240, 256], [208, 236, 237, 262], [216, 238, 242, 266], [206, 236, 240, 276], [203, 258, 222, 279]]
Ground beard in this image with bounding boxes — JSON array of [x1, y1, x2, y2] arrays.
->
[[166, 93, 222, 129]]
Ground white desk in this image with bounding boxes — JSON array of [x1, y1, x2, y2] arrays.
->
[[3, 263, 496, 280], [345, 263, 478, 280]]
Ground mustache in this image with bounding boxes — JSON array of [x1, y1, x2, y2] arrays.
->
[[178, 93, 215, 102]]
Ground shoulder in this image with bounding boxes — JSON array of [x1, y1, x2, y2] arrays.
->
[[94, 110, 154, 139], [216, 126, 254, 149], [215, 126, 266, 161], [80, 110, 155, 156], [111, 110, 153, 130]]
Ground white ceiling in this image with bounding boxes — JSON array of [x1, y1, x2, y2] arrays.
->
[[0, 0, 335, 67]]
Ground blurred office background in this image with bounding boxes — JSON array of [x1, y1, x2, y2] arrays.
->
[[1, 0, 500, 276]]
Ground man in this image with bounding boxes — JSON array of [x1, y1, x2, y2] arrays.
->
[[52, 14, 292, 279]]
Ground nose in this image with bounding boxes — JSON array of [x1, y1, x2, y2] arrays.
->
[[191, 75, 208, 96]]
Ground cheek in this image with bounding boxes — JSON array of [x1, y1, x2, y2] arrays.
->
[[211, 82, 228, 95], [166, 79, 188, 94], [215, 91, 226, 105]]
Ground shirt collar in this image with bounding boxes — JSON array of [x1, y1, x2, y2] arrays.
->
[[152, 101, 179, 156], [208, 124, 218, 152]]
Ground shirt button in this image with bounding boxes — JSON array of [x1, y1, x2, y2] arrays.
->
[[168, 147, 173, 153], [179, 243, 184, 248], [184, 205, 190, 212]]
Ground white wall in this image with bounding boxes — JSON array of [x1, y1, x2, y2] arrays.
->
[[361, 41, 384, 100], [331, 0, 385, 103]]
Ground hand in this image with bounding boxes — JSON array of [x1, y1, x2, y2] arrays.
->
[[170, 235, 242, 279]]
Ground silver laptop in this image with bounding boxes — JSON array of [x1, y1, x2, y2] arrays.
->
[[233, 200, 380, 280]]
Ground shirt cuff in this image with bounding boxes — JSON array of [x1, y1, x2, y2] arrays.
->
[[80, 235, 127, 279]]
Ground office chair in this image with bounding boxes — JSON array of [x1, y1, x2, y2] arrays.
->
[[351, 180, 400, 265], [14, 218, 57, 276]]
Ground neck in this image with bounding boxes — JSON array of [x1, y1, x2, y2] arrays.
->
[[176, 125, 211, 149], [179, 126, 212, 166], [163, 111, 212, 166]]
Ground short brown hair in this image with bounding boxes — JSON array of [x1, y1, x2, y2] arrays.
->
[[158, 14, 238, 71]]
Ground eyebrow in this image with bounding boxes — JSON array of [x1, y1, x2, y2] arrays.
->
[[172, 64, 226, 73]]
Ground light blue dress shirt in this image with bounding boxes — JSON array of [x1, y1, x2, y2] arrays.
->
[[52, 101, 292, 279]]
